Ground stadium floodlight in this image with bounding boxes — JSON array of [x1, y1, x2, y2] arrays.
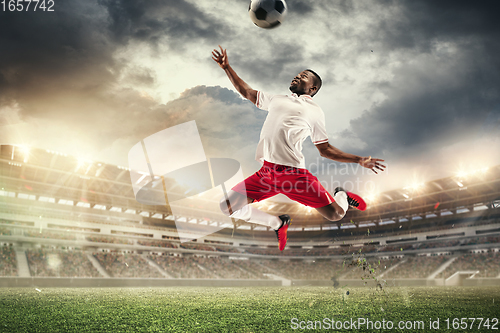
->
[[46, 149, 67, 156], [16, 145, 30, 163], [76, 158, 86, 171], [456, 181, 464, 187], [76, 156, 93, 169], [95, 165, 106, 177], [365, 193, 377, 203], [411, 182, 424, 191], [404, 182, 424, 191]]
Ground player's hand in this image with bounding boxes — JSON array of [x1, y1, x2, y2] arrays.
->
[[359, 156, 386, 174], [212, 45, 229, 70]]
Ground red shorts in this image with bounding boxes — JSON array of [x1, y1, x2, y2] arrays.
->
[[232, 161, 334, 208]]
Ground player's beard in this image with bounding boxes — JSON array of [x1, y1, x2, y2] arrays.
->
[[289, 83, 306, 95]]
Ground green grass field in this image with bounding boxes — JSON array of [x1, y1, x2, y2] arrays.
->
[[0, 286, 499, 332]]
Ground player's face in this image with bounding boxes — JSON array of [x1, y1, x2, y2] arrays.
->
[[289, 71, 316, 96]]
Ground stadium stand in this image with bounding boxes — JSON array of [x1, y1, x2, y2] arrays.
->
[[461, 235, 500, 246], [244, 247, 282, 256], [24, 230, 76, 241], [93, 252, 164, 278], [2, 244, 500, 281], [179, 243, 215, 252], [417, 240, 461, 249], [261, 259, 347, 280], [137, 239, 177, 249], [58, 250, 101, 277], [26, 248, 100, 277], [437, 251, 500, 279], [214, 246, 242, 253], [27, 248, 57, 277], [1, 145, 499, 285], [0, 245, 17, 276], [383, 255, 449, 279], [86, 235, 134, 245], [241, 245, 367, 257], [379, 244, 415, 252], [234, 260, 274, 279], [341, 257, 402, 279], [0, 227, 11, 236], [193, 257, 259, 279], [0, 219, 34, 227], [148, 255, 212, 279]]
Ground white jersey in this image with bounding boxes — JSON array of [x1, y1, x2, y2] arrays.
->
[[255, 91, 329, 169]]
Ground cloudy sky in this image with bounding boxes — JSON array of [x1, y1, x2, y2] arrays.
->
[[1, 0, 499, 200]]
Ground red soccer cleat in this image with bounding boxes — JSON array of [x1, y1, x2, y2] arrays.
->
[[275, 214, 291, 251], [334, 187, 367, 211]]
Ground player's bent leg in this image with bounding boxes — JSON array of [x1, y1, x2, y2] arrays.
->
[[315, 187, 368, 221], [334, 187, 367, 211], [219, 190, 254, 216], [315, 202, 345, 222], [219, 190, 283, 239]]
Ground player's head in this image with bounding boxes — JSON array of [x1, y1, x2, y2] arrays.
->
[[289, 69, 322, 97]]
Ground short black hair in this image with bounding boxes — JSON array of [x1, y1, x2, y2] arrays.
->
[[305, 69, 322, 96]]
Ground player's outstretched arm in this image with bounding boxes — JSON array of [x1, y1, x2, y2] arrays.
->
[[316, 142, 386, 174], [212, 45, 257, 105]]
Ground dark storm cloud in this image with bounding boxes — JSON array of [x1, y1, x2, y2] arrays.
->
[[98, 0, 227, 48], [0, 0, 228, 113], [0, 0, 112, 108], [373, 0, 500, 51], [123, 65, 156, 86], [287, 0, 314, 16], [232, 42, 307, 90], [342, 1, 500, 158], [187, 85, 247, 107]]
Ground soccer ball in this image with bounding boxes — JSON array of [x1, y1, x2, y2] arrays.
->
[[248, 0, 288, 29]]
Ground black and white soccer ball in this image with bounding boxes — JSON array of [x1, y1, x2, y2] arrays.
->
[[248, 0, 288, 29]]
